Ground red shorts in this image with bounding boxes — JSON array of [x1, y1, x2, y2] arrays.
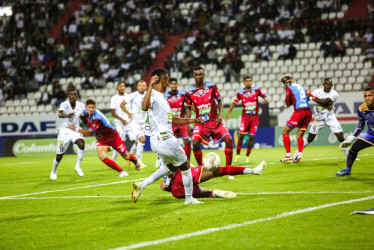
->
[[286, 108, 312, 130], [172, 124, 189, 139], [96, 133, 127, 155], [239, 114, 259, 135], [171, 166, 203, 198], [192, 120, 230, 145]]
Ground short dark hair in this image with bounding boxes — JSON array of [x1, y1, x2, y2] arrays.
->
[[364, 87, 374, 91], [323, 78, 332, 82], [117, 82, 125, 86], [68, 88, 77, 93], [151, 68, 168, 81], [169, 77, 178, 83], [86, 99, 96, 106], [244, 76, 252, 80], [193, 66, 204, 72]]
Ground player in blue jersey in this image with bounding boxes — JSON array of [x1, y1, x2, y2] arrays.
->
[[336, 88, 374, 176]]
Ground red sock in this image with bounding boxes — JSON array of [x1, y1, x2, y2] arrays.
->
[[194, 150, 203, 166], [219, 166, 246, 176], [297, 137, 304, 153], [236, 146, 242, 155], [128, 153, 137, 164], [282, 134, 291, 154], [246, 148, 252, 156], [103, 158, 123, 172], [225, 147, 233, 166], [184, 144, 191, 162]]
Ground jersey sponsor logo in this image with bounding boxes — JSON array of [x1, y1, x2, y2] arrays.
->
[[169, 96, 179, 103], [193, 89, 210, 97]]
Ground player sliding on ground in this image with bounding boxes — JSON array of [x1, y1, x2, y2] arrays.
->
[[160, 160, 267, 199]]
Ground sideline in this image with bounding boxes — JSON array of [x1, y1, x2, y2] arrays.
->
[[110, 195, 374, 250]]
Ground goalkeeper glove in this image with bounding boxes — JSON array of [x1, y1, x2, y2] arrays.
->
[[339, 135, 356, 151]]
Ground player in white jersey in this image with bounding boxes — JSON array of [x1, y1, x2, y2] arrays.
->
[[131, 68, 205, 205], [293, 78, 349, 159], [110, 82, 146, 167], [125, 80, 148, 163], [50, 88, 85, 180]]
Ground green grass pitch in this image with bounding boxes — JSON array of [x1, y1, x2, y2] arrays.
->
[[0, 145, 373, 249]]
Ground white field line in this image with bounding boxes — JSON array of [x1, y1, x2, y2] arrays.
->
[[237, 191, 374, 195], [110, 195, 374, 250], [2, 195, 170, 200], [0, 178, 144, 200]]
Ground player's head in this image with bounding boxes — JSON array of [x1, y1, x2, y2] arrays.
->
[[67, 88, 78, 103], [280, 74, 293, 88], [364, 87, 374, 107], [137, 80, 147, 94], [169, 77, 178, 91], [85, 98, 96, 116], [193, 66, 205, 85], [151, 68, 169, 92], [322, 78, 333, 92], [117, 82, 125, 95], [243, 76, 253, 89]]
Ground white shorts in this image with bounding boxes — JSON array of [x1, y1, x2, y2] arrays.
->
[[56, 128, 84, 154], [115, 120, 144, 142], [150, 134, 187, 167], [309, 116, 343, 135]]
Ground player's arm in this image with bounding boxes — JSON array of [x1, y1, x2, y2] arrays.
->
[[312, 97, 333, 108], [225, 101, 236, 122], [285, 89, 292, 107], [58, 110, 74, 119], [217, 99, 223, 125], [111, 108, 127, 125], [67, 123, 94, 136], [263, 96, 268, 103], [160, 182, 171, 192], [172, 114, 204, 125], [339, 109, 365, 149], [120, 100, 133, 119], [142, 75, 158, 111]]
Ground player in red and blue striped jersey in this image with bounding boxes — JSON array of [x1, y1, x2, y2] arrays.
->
[[68, 99, 142, 177]]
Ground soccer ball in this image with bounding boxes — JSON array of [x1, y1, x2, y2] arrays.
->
[[202, 152, 221, 170]]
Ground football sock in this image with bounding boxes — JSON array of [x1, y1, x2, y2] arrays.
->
[[283, 134, 291, 153], [136, 142, 144, 161], [184, 144, 191, 162], [52, 158, 59, 172], [75, 149, 84, 169], [141, 165, 169, 190], [303, 137, 309, 148], [127, 153, 137, 165], [103, 157, 123, 172], [112, 150, 118, 161], [236, 146, 242, 155], [130, 143, 136, 155], [297, 137, 304, 153], [181, 168, 193, 202], [346, 149, 358, 171], [246, 147, 252, 157], [219, 166, 246, 176], [343, 147, 349, 157], [225, 139, 233, 166], [194, 150, 203, 166]]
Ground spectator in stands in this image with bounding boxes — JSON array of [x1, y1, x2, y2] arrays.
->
[[319, 40, 329, 58], [231, 55, 244, 82], [278, 42, 289, 61], [288, 42, 297, 60], [37, 87, 51, 105], [348, 31, 357, 48], [81, 75, 93, 89], [222, 56, 232, 83], [363, 41, 374, 67], [261, 44, 271, 61], [54, 86, 67, 108], [327, 39, 338, 58], [254, 45, 263, 62], [336, 38, 347, 57], [0, 86, 4, 107], [207, 45, 220, 67], [363, 28, 373, 43], [14, 81, 27, 99]]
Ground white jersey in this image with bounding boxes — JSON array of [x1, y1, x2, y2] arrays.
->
[[312, 88, 338, 120], [128, 91, 147, 123], [57, 101, 85, 131], [110, 93, 131, 122], [145, 90, 173, 136]]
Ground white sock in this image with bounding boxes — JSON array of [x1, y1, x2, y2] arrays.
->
[[75, 149, 84, 169], [243, 168, 253, 174], [112, 150, 118, 161], [52, 158, 59, 173], [136, 142, 145, 161], [130, 143, 137, 155], [140, 166, 169, 190], [303, 137, 309, 149], [344, 147, 349, 157], [181, 168, 193, 201]]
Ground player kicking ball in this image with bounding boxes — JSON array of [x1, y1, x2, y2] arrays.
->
[[160, 153, 266, 199]]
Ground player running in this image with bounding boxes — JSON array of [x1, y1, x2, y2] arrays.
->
[[110, 82, 146, 168], [164, 78, 191, 161], [68, 99, 141, 177], [225, 76, 268, 163], [50, 88, 85, 180], [160, 161, 266, 199], [280, 74, 316, 163], [336, 88, 374, 176], [185, 66, 233, 167]]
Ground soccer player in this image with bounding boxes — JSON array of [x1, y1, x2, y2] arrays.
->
[[50, 88, 85, 180], [160, 161, 266, 199], [293, 78, 350, 160], [185, 66, 233, 167], [68, 99, 141, 177], [131, 68, 205, 205], [110, 82, 146, 168], [125, 80, 148, 167], [336, 88, 374, 176], [280, 74, 315, 163], [164, 77, 191, 161], [225, 76, 268, 163]]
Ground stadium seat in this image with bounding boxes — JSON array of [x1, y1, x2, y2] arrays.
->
[[343, 70, 351, 77], [353, 83, 362, 90], [356, 76, 365, 84], [346, 63, 355, 70], [334, 57, 342, 63], [0, 106, 7, 114], [335, 70, 343, 77], [338, 63, 346, 70], [339, 77, 348, 84], [309, 71, 317, 78], [351, 69, 360, 76], [345, 83, 353, 91]]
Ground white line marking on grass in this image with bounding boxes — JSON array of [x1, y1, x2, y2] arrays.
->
[[237, 191, 374, 195], [2, 194, 170, 200], [0, 178, 144, 200], [111, 195, 374, 250], [1, 161, 36, 166]]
